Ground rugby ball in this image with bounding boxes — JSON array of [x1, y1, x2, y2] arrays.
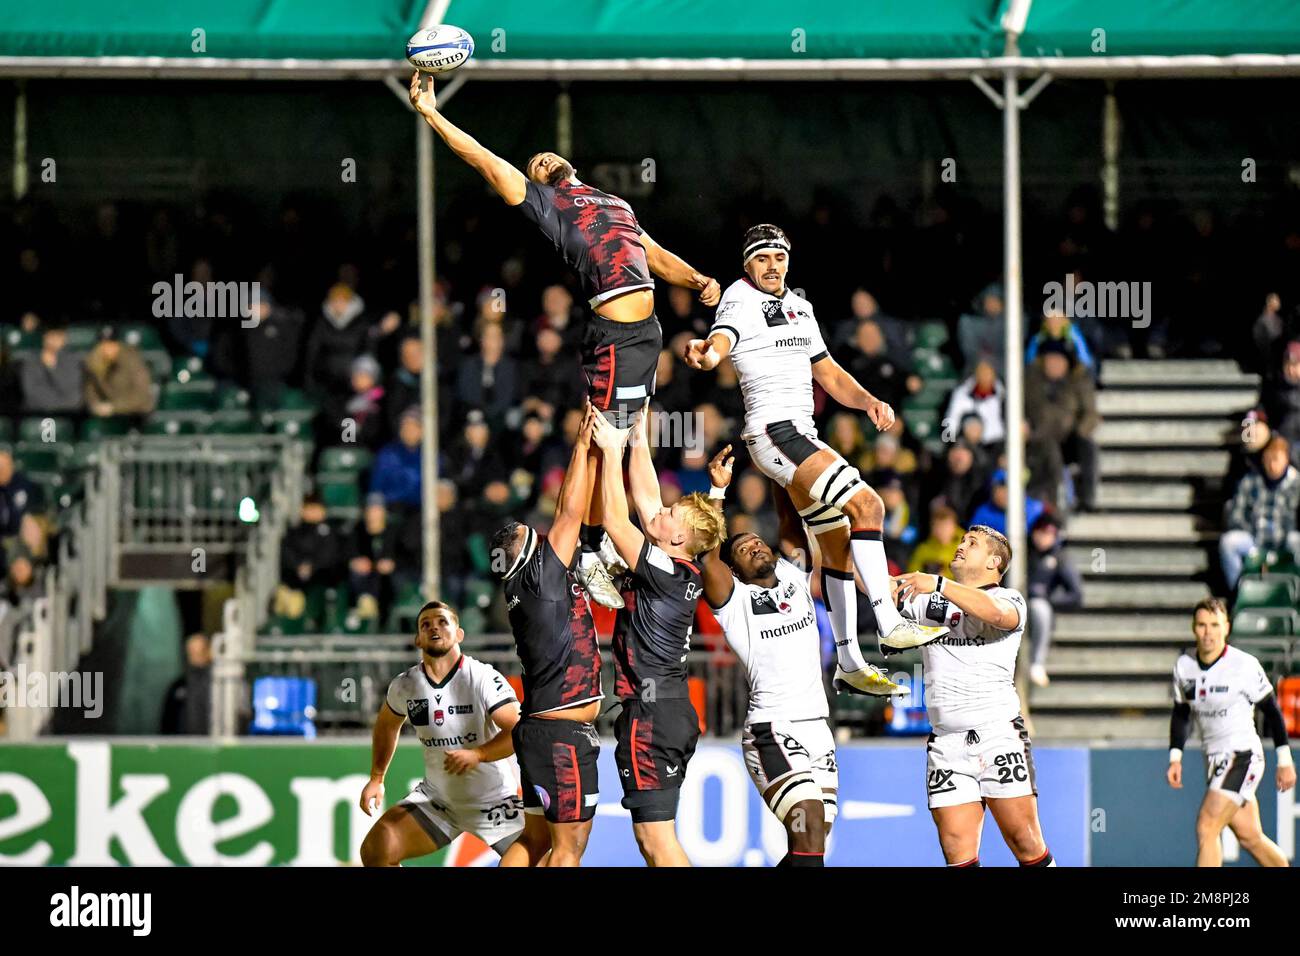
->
[[406, 25, 474, 74]]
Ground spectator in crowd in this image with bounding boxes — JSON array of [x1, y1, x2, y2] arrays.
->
[[20, 321, 83, 414], [1250, 293, 1285, 374], [165, 257, 216, 359], [877, 471, 915, 566], [945, 359, 1005, 447], [348, 494, 400, 621], [1262, 339, 1300, 450], [5, 513, 51, 570], [733, 472, 779, 545], [835, 287, 908, 361], [907, 500, 964, 574], [935, 440, 985, 524], [970, 469, 1046, 536], [210, 290, 304, 408], [521, 326, 582, 418], [456, 320, 518, 427], [1220, 435, 1300, 589], [436, 478, 468, 607], [279, 491, 343, 593], [344, 355, 387, 450], [712, 358, 745, 424], [371, 407, 425, 509], [1026, 512, 1084, 687], [650, 347, 695, 418], [662, 284, 707, 339], [1026, 309, 1096, 375], [957, 284, 1006, 375], [83, 326, 155, 417], [470, 286, 525, 356], [385, 333, 453, 438], [827, 412, 871, 468], [1226, 408, 1272, 488], [0, 552, 38, 606], [833, 317, 921, 411], [305, 283, 372, 412], [443, 408, 506, 499], [160, 634, 213, 735], [860, 431, 919, 489], [1024, 339, 1101, 511], [533, 284, 583, 353], [0, 448, 43, 537]]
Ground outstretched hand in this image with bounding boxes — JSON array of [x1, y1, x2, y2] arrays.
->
[[589, 408, 630, 452], [708, 444, 735, 489], [683, 338, 718, 371], [408, 71, 437, 115]]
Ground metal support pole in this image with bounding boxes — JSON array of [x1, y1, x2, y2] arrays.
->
[[556, 84, 573, 157], [1003, 67, 1027, 597], [417, 115, 440, 600], [1102, 84, 1120, 232], [13, 79, 27, 200]]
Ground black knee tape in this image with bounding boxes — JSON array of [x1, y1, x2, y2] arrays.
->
[[622, 787, 681, 823]]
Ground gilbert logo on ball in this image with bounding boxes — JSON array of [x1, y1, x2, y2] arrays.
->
[[406, 25, 475, 74]]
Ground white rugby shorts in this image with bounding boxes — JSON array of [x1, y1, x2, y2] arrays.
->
[[925, 716, 1037, 809]]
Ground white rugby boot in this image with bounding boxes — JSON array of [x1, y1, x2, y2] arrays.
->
[[879, 619, 950, 650], [833, 663, 909, 697], [576, 551, 625, 609]]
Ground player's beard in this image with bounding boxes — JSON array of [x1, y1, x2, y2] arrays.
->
[[752, 555, 778, 579], [547, 161, 576, 185]]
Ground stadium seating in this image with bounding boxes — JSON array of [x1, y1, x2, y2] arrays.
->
[[1232, 608, 1300, 636], [1234, 574, 1300, 610]]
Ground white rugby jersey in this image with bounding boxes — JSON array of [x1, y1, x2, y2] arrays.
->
[[1173, 645, 1273, 754], [385, 653, 520, 807], [712, 555, 829, 723], [900, 585, 1026, 734], [710, 279, 830, 441]]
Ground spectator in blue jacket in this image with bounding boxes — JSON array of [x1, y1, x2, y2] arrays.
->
[[1026, 309, 1097, 375], [0, 449, 43, 537], [370, 407, 423, 509], [970, 468, 1046, 536]]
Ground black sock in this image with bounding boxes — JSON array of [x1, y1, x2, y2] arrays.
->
[[1020, 849, 1053, 867], [580, 523, 604, 553]]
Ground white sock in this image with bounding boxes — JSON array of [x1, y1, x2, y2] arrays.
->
[[850, 529, 902, 635], [822, 568, 869, 672]]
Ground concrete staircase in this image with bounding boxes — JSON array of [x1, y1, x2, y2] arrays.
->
[[1029, 359, 1259, 742]]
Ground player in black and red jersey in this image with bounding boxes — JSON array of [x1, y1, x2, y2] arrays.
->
[[589, 407, 727, 866], [410, 73, 720, 611], [491, 404, 604, 867]]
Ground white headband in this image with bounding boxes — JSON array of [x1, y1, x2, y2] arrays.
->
[[503, 526, 538, 580], [743, 237, 791, 265]]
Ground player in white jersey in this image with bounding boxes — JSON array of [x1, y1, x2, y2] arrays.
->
[[701, 464, 899, 866], [684, 224, 947, 703], [892, 526, 1054, 867], [359, 601, 541, 867], [1166, 598, 1294, 867]]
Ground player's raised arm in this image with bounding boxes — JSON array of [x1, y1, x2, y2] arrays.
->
[[811, 353, 896, 433], [700, 446, 736, 608], [626, 403, 664, 527], [639, 231, 720, 305], [550, 404, 595, 566], [590, 412, 644, 567], [409, 73, 527, 205], [360, 700, 406, 815]]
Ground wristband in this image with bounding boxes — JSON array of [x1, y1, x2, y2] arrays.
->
[[709, 485, 727, 500], [934, 575, 945, 594], [1278, 746, 1294, 769], [1169, 748, 1183, 764]]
